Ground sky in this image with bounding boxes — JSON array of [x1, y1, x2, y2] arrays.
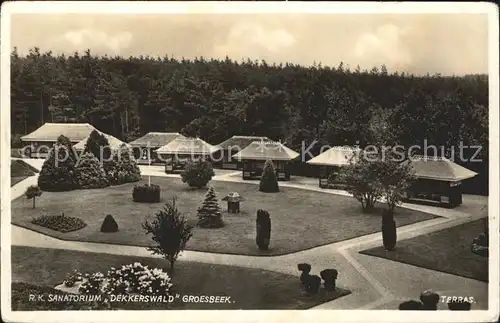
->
[[10, 13, 489, 75]]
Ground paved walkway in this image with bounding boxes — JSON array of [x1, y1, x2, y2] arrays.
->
[[7, 160, 489, 310]]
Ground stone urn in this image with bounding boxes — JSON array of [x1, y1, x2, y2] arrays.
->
[[222, 192, 244, 213]]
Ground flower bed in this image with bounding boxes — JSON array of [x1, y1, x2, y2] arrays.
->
[[31, 213, 87, 233], [56, 262, 173, 300]]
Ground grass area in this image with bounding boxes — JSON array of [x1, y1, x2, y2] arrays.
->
[[11, 246, 350, 310], [359, 218, 488, 282], [11, 176, 437, 256], [11, 159, 38, 176], [11, 159, 38, 186], [11, 176, 29, 187]]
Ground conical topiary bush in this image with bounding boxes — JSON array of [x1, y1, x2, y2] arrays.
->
[[259, 159, 279, 193], [197, 186, 224, 228], [38, 141, 78, 192], [74, 152, 109, 189], [100, 214, 119, 233]]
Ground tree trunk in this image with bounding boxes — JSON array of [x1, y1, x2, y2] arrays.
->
[[32, 197, 36, 209], [169, 258, 175, 276]]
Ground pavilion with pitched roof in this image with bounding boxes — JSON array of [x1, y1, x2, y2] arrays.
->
[[402, 155, 478, 207], [232, 140, 299, 181], [156, 137, 221, 173], [306, 146, 360, 188], [21, 122, 96, 158], [128, 132, 184, 163], [216, 135, 270, 169]]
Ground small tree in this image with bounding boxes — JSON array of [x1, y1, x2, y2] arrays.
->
[[197, 186, 224, 228], [25, 185, 42, 209], [377, 156, 415, 215], [38, 143, 78, 192], [142, 197, 193, 274], [74, 153, 109, 189], [338, 151, 383, 213], [259, 159, 279, 193], [84, 130, 111, 163], [180, 158, 215, 189]]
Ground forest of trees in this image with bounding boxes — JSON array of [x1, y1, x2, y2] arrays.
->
[[10, 47, 489, 192]]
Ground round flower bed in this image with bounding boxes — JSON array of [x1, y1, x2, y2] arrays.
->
[[31, 213, 87, 233]]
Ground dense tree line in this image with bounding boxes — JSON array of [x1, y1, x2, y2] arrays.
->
[[11, 47, 489, 192]]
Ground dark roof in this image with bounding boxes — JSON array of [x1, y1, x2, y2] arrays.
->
[[21, 123, 96, 142], [128, 132, 184, 148], [156, 137, 220, 155], [307, 146, 360, 166], [217, 136, 270, 151], [232, 141, 300, 161], [403, 155, 478, 181]]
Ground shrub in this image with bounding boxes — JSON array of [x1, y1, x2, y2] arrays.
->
[[304, 275, 321, 294], [420, 290, 440, 310], [298, 263, 312, 285], [107, 146, 141, 185], [320, 269, 338, 291], [259, 159, 279, 193], [256, 209, 271, 250], [180, 158, 215, 188], [25, 185, 42, 209], [74, 153, 109, 189], [471, 232, 488, 257], [381, 210, 397, 251], [11, 133, 23, 148], [133, 184, 161, 203], [197, 186, 224, 228], [38, 142, 78, 192], [100, 214, 119, 233], [398, 300, 423, 310], [31, 212, 87, 232], [142, 198, 193, 273]]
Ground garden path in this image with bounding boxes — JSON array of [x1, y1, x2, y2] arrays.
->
[[7, 160, 489, 310]]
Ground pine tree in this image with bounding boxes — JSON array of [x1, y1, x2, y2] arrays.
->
[[74, 152, 109, 189], [84, 130, 111, 163], [107, 146, 141, 185], [259, 159, 279, 193], [38, 143, 78, 192], [197, 186, 224, 228]]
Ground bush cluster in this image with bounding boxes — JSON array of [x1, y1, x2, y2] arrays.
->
[[74, 262, 173, 298], [38, 134, 141, 192], [31, 212, 87, 233], [133, 184, 161, 203]]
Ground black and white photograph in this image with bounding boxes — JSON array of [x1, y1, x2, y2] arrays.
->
[[1, 2, 498, 323]]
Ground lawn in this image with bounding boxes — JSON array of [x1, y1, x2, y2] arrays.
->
[[11, 246, 350, 310], [359, 218, 488, 282], [11, 159, 38, 186], [11, 176, 437, 256]]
